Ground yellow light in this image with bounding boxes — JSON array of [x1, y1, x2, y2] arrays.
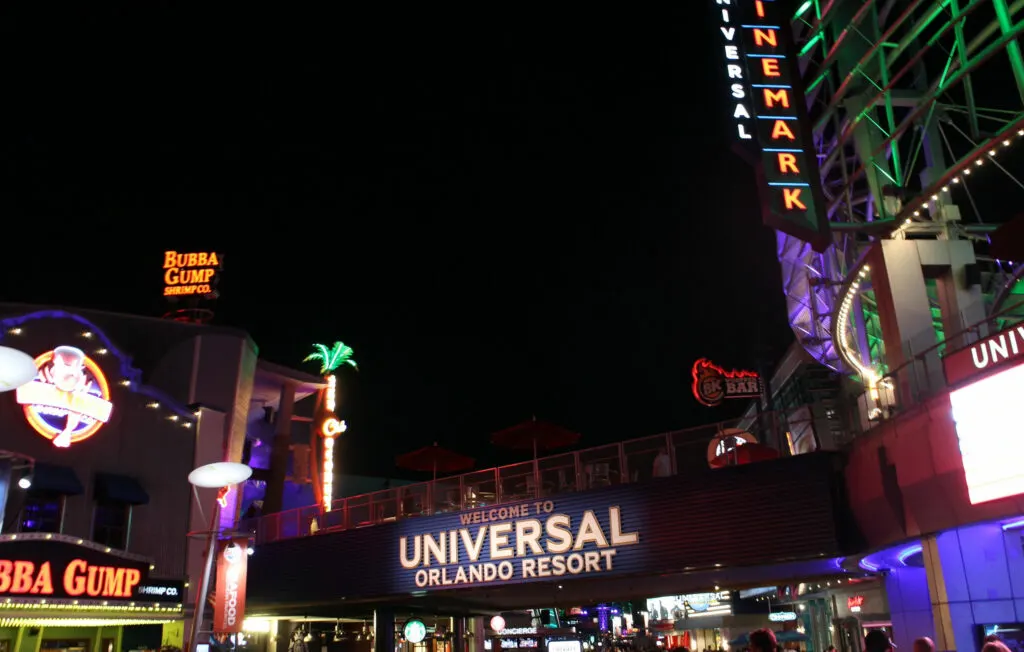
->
[[326, 374, 337, 413], [0, 618, 175, 627]]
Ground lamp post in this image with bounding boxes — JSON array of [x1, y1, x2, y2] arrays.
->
[[186, 462, 253, 652]]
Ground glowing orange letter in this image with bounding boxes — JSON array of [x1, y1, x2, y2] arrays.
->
[[755, 0, 766, 17], [761, 58, 781, 77], [63, 559, 87, 596], [783, 188, 807, 210], [777, 153, 799, 174], [770, 120, 796, 141], [753, 29, 777, 47], [763, 88, 790, 109]]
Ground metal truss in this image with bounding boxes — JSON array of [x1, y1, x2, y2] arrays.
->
[[780, 0, 1024, 370]]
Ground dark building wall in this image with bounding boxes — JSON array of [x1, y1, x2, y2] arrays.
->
[[0, 306, 255, 582]]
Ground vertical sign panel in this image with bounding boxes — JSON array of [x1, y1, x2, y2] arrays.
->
[[715, 0, 831, 253], [213, 538, 249, 634]]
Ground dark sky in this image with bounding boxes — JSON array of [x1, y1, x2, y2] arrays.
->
[[2, 6, 794, 474]]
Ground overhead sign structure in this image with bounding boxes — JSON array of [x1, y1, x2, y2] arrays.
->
[[15, 346, 113, 448], [0, 536, 172, 603], [214, 538, 249, 635], [691, 358, 762, 407], [163, 251, 223, 298], [714, 0, 830, 252], [399, 501, 640, 589], [943, 324, 1024, 386]]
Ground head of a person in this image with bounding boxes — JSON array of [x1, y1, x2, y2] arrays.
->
[[985, 635, 1002, 644], [983, 641, 1013, 652], [749, 629, 777, 652], [865, 630, 895, 652], [912, 637, 935, 652]]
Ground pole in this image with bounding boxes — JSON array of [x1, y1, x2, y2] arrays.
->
[[187, 500, 221, 652]]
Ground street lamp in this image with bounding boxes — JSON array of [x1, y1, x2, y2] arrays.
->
[[186, 461, 252, 652], [0, 346, 38, 392]]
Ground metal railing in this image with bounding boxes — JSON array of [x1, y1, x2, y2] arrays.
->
[[239, 408, 797, 544]]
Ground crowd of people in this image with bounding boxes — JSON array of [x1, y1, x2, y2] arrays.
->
[[651, 628, 1012, 652]]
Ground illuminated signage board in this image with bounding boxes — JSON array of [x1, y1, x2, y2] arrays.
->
[[943, 324, 1024, 386], [769, 611, 797, 622], [404, 619, 427, 644], [214, 538, 249, 635], [0, 537, 170, 603], [163, 251, 222, 298], [647, 592, 732, 620], [399, 502, 639, 589], [691, 358, 762, 406], [847, 595, 865, 612], [714, 0, 830, 252], [15, 346, 113, 448], [949, 362, 1024, 505]]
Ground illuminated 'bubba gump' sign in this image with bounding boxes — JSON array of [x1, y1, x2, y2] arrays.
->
[[0, 536, 156, 602], [715, 0, 830, 253], [163, 251, 222, 297]]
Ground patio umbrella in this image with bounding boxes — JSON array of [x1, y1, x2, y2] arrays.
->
[[490, 416, 580, 460], [396, 442, 475, 481], [709, 442, 780, 468], [0, 346, 38, 393]]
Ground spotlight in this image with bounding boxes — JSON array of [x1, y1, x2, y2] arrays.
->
[[18, 477, 31, 490], [247, 547, 255, 556]]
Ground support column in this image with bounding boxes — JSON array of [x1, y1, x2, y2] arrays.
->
[[453, 619, 466, 652], [466, 617, 484, 652], [375, 607, 395, 652], [263, 381, 297, 514]]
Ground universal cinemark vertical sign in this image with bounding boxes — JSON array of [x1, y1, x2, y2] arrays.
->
[[715, 0, 830, 252], [213, 539, 248, 635]]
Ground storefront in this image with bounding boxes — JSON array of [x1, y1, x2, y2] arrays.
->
[[0, 534, 184, 652]]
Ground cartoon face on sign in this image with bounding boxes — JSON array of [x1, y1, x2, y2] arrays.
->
[[16, 346, 113, 447]]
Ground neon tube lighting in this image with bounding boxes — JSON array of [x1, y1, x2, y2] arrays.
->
[[1001, 518, 1024, 531], [897, 545, 923, 565]]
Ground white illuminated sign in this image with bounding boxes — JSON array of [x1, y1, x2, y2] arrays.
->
[[715, 0, 753, 140], [404, 619, 426, 644], [549, 642, 582, 652], [950, 362, 1024, 504], [769, 612, 797, 622]]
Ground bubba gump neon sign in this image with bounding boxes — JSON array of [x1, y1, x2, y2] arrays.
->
[[0, 558, 141, 598], [163, 251, 222, 297]]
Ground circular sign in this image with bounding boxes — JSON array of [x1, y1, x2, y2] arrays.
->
[[489, 616, 506, 632], [16, 346, 113, 448], [403, 619, 427, 644]]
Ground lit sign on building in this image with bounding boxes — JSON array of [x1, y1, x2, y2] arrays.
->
[[0, 537, 169, 603], [16, 346, 113, 448], [714, 0, 830, 252], [769, 611, 797, 622], [214, 538, 249, 635], [949, 361, 1024, 505], [943, 324, 1024, 386], [399, 502, 639, 588], [647, 592, 733, 620], [691, 358, 762, 407], [847, 595, 865, 612], [163, 251, 222, 298]]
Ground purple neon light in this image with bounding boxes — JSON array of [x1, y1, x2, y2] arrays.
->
[[0, 310, 197, 420], [1001, 518, 1024, 531], [897, 545, 923, 565]]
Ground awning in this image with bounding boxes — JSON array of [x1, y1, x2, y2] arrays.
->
[[95, 473, 149, 506], [31, 463, 83, 496]]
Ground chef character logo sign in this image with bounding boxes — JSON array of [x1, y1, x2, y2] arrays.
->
[[15, 346, 113, 447]]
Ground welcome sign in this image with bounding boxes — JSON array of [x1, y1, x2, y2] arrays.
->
[[399, 501, 640, 588]]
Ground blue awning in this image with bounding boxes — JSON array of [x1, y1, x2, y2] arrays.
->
[[95, 473, 149, 505], [31, 463, 84, 496]]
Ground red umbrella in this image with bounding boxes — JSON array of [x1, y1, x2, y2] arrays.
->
[[709, 442, 780, 468], [491, 416, 580, 459], [396, 443, 475, 480]]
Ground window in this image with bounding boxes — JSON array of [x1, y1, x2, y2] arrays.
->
[[20, 495, 63, 533], [92, 503, 130, 549]]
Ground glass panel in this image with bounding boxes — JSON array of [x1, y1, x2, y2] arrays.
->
[[672, 423, 719, 474], [623, 435, 671, 482], [399, 484, 430, 517], [537, 453, 576, 496], [347, 495, 372, 527], [432, 477, 461, 513], [20, 495, 62, 533], [497, 462, 535, 502], [578, 444, 622, 489], [323, 498, 348, 530], [461, 469, 498, 509], [375, 488, 400, 522]]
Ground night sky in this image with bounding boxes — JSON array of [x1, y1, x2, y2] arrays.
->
[[2, 6, 794, 475]]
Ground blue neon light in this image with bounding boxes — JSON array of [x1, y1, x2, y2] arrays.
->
[[768, 182, 810, 187], [746, 54, 788, 58], [756, 115, 797, 120], [763, 148, 803, 153], [742, 25, 781, 29], [897, 545, 923, 565], [751, 84, 792, 89], [1001, 518, 1024, 531]]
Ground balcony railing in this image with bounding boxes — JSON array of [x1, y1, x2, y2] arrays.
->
[[240, 408, 805, 544]]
